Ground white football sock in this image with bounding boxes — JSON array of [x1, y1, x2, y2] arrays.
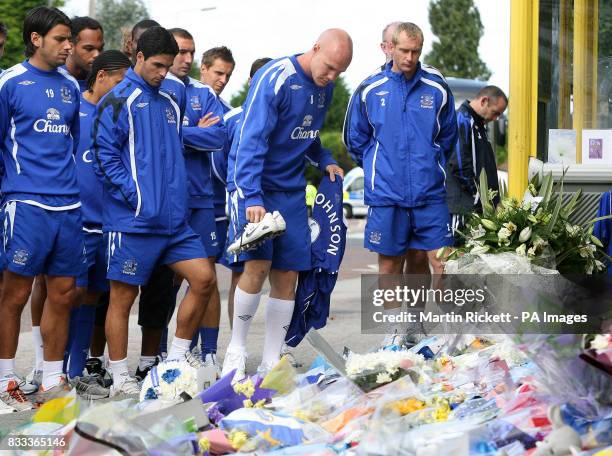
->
[[42, 360, 64, 390], [108, 357, 129, 388], [228, 287, 261, 350], [167, 337, 191, 361], [32, 326, 44, 371], [261, 297, 294, 367], [0, 358, 15, 390]]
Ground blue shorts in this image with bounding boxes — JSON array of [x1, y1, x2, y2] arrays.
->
[[77, 229, 109, 292], [365, 203, 453, 256], [2, 201, 85, 277], [189, 208, 220, 258], [0, 222, 5, 271], [106, 225, 206, 286], [228, 190, 311, 271], [216, 217, 244, 273]]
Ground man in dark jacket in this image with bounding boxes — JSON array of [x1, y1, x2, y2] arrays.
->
[[446, 85, 507, 236]]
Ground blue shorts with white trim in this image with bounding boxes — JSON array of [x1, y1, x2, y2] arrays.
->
[[2, 200, 85, 277], [106, 224, 206, 286], [364, 203, 453, 256], [227, 190, 310, 271], [189, 207, 221, 258]]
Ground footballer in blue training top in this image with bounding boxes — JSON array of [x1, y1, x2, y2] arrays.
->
[[0, 7, 85, 410], [92, 26, 215, 397], [221, 29, 352, 383]]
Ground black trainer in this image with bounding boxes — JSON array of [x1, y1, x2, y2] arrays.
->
[[84, 358, 113, 388], [135, 357, 160, 383]]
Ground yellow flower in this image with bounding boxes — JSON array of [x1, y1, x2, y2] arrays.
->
[[391, 398, 426, 415], [243, 399, 253, 408], [292, 409, 311, 421], [256, 429, 281, 447], [228, 430, 249, 450], [198, 437, 211, 453], [254, 399, 267, 408], [232, 378, 255, 399], [429, 396, 451, 421]]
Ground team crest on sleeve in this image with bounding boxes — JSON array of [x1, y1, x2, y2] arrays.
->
[[420, 94, 434, 109], [61, 85, 73, 103]]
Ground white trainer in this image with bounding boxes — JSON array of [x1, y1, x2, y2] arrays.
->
[[21, 369, 42, 395], [221, 347, 247, 384], [203, 353, 222, 379], [0, 378, 33, 412], [109, 375, 140, 397], [227, 211, 286, 254]]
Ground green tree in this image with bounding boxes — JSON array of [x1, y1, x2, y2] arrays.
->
[[189, 59, 200, 79], [599, 1, 612, 58], [322, 76, 350, 131], [229, 80, 248, 108], [0, 0, 65, 69], [424, 0, 491, 80], [95, 0, 148, 52]]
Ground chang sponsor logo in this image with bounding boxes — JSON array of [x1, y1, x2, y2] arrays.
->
[[33, 108, 69, 134], [82, 149, 93, 163], [291, 114, 319, 140]]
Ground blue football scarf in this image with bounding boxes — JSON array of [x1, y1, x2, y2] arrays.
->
[[285, 175, 347, 347], [594, 190, 612, 275]]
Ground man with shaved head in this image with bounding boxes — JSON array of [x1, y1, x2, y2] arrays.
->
[[222, 29, 351, 382]]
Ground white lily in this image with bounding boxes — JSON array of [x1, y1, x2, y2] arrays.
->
[[502, 221, 517, 233], [515, 243, 527, 256], [471, 244, 490, 255], [518, 226, 532, 243]]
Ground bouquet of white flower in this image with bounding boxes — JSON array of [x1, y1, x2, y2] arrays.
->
[[442, 170, 611, 274], [345, 351, 424, 392], [140, 360, 199, 403]]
